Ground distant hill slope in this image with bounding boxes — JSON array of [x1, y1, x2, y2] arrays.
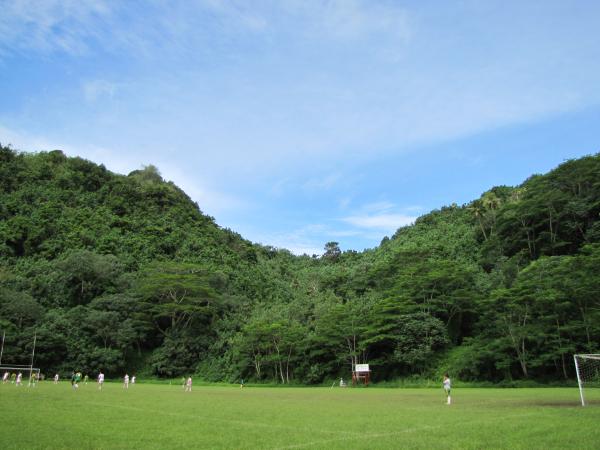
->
[[0, 148, 256, 266], [1, 145, 599, 383]]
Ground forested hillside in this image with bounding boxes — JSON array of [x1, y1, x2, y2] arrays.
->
[[1, 145, 599, 383]]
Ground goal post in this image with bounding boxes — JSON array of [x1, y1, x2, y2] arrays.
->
[[0, 331, 39, 387], [0, 365, 41, 382], [574, 354, 600, 406]]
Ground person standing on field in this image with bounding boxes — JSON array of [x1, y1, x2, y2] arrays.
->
[[16, 372, 22, 386], [97, 371, 104, 390], [443, 373, 452, 405], [131, 375, 136, 385], [54, 373, 59, 384], [185, 376, 192, 392], [2, 372, 8, 383], [123, 373, 129, 389]]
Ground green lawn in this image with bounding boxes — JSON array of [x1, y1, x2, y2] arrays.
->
[[1, 382, 599, 449]]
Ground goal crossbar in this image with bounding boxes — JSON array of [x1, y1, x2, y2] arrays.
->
[[0, 366, 41, 371], [0, 364, 36, 368], [0, 332, 39, 386]]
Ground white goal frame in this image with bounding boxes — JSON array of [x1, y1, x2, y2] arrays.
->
[[0, 365, 41, 385], [0, 331, 39, 387], [574, 354, 600, 406]]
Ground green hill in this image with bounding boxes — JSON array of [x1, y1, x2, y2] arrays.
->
[[1, 145, 599, 383]]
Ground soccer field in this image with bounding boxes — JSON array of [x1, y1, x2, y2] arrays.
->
[[1, 383, 599, 449]]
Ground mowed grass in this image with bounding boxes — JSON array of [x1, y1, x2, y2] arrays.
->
[[1, 382, 600, 449]]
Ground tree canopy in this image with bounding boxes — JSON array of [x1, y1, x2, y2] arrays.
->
[[1, 145, 599, 383]]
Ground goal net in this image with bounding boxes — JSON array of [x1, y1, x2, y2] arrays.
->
[[574, 354, 600, 406], [0, 365, 41, 386]]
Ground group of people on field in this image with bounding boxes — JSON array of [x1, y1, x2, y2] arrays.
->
[[2, 371, 22, 385], [47, 371, 139, 389], [5, 368, 453, 402], [64, 371, 135, 390], [122, 374, 136, 389], [2, 371, 40, 386], [181, 376, 193, 392]]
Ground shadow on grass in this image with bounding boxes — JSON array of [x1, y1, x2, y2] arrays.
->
[[517, 399, 600, 408]]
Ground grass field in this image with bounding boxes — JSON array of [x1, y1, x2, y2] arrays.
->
[[1, 382, 599, 449]]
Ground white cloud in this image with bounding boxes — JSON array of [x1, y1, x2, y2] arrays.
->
[[362, 201, 395, 213], [83, 80, 118, 102], [302, 173, 341, 191], [3, 1, 599, 176], [156, 162, 249, 217], [342, 213, 416, 233], [251, 227, 324, 256], [0, 124, 64, 154], [282, 0, 411, 42], [199, 0, 268, 32], [0, 125, 245, 218], [403, 205, 425, 213], [337, 197, 352, 210], [2, 1, 600, 254], [0, 0, 112, 57], [339, 200, 418, 234]]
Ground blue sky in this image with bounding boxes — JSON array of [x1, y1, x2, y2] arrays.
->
[[1, 1, 599, 255]]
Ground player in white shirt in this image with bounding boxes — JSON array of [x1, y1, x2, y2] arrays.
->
[[131, 375, 136, 385], [97, 372, 105, 390], [443, 373, 452, 405], [123, 374, 129, 389], [16, 372, 23, 386], [2, 372, 9, 383], [54, 373, 59, 384], [184, 376, 192, 392]]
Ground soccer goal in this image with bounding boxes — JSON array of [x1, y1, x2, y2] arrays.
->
[[574, 354, 600, 406], [0, 331, 40, 387], [0, 365, 41, 385]]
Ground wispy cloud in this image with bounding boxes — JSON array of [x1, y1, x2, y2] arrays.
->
[[341, 213, 416, 232], [156, 162, 249, 217], [251, 225, 326, 256], [83, 79, 118, 102], [281, 0, 411, 42], [0, 124, 246, 218], [0, 1, 409, 62], [362, 201, 395, 213], [340, 201, 418, 234], [2, 1, 600, 254], [302, 173, 341, 191], [3, 1, 598, 169], [0, 0, 112, 58]]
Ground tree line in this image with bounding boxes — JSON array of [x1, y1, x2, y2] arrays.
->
[[1, 145, 599, 383]]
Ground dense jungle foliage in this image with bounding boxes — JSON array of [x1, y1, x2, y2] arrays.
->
[[1, 145, 599, 383]]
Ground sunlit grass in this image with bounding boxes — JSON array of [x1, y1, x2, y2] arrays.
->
[[1, 382, 599, 449]]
